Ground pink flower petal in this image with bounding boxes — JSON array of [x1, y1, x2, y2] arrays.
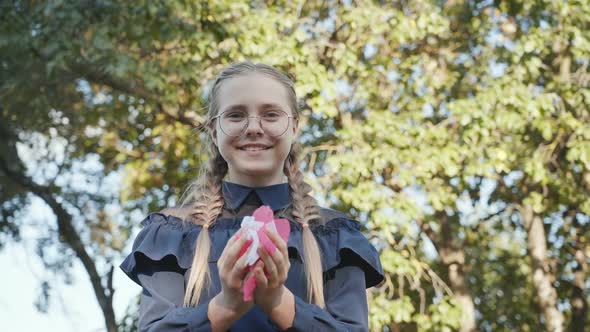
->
[[252, 206, 274, 222], [236, 206, 293, 301], [273, 218, 290, 242]]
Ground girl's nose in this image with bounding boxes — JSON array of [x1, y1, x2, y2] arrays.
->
[[244, 117, 264, 135]]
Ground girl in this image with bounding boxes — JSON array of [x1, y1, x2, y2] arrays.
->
[[120, 62, 384, 331]]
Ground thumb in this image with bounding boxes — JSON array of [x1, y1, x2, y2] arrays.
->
[[254, 262, 268, 288]]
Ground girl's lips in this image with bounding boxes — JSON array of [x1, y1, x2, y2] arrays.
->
[[237, 144, 272, 151], [238, 147, 272, 155], [239, 147, 271, 151], [236, 144, 273, 157]]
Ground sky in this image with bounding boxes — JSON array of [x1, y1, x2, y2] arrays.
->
[[1, 244, 133, 332], [0, 195, 141, 332]]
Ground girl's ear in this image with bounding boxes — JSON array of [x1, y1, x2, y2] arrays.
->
[[291, 118, 299, 137], [209, 124, 218, 147]]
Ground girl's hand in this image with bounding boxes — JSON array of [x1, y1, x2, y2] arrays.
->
[[253, 228, 291, 312], [213, 231, 254, 314]]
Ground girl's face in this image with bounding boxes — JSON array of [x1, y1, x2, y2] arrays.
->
[[212, 73, 297, 187]]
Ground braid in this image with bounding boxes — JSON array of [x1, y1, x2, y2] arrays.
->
[[183, 149, 227, 306], [284, 143, 325, 307], [191, 154, 227, 226]]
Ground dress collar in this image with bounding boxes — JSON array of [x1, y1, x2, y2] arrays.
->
[[221, 181, 290, 211]]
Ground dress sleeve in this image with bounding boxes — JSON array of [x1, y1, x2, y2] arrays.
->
[[119, 213, 212, 332], [287, 265, 369, 332], [137, 265, 212, 331], [281, 218, 384, 332]]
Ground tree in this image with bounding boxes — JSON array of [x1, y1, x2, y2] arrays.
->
[[1, 1, 588, 331], [324, 0, 590, 331]]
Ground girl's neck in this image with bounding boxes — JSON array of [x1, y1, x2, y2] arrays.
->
[[225, 171, 286, 188]]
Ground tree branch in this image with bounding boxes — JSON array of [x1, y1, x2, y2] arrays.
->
[[0, 151, 118, 332]]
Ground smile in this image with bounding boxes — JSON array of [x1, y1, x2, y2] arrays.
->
[[238, 145, 272, 151]]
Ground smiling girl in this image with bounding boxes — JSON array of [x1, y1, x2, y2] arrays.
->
[[120, 62, 384, 331]]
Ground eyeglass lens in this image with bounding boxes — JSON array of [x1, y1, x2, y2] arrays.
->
[[219, 110, 290, 137]]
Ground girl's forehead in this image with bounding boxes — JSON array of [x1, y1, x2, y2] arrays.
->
[[217, 73, 291, 110]]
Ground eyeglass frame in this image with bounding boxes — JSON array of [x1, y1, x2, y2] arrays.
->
[[211, 109, 296, 137]]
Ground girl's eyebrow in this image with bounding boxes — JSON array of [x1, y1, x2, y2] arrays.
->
[[259, 103, 283, 110], [222, 103, 283, 112], [222, 104, 247, 113]]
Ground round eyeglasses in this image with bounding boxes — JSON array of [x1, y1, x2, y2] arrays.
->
[[212, 109, 294, 137]]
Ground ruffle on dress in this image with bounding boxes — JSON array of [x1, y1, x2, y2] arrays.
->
[[120, 212, 384, 288]]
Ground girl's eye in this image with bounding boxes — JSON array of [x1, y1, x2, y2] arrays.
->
[[262, 111, 281, 119], [224, 112, 247, 120]]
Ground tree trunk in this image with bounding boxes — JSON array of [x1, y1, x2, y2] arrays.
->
[[448, 257, 476, 332], [439, 215, 476, 332], [569, 248, 587, 331], [521, 205, 564, 332]]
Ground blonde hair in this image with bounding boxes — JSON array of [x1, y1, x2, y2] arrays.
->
[[180, 61, 326, 307]]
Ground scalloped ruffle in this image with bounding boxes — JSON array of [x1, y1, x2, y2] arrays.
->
[[120, 212, 384, 287]]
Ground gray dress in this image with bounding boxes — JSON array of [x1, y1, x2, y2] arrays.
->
[[120, 181, 384, 331]]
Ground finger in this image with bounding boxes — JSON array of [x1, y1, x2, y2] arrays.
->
[[258, 247, 277, 284], [266, 228, 289, 259], [264, 229, 290, 282], [273, 252, 289, 284], [244, 261, 263, 280], [220, 235, 248, 271], [218, 231, 240, 263], [228, 230, 242, 244], [231, 250, 251, 281], [228, 233, 248, 256], [254, 263, 268, 289], [271, 249, 286, 281], [220, 249, 244, 286]]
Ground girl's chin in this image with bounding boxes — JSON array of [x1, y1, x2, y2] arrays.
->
[[231, 165, 282, 179], [238, 167, 276, 176]]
